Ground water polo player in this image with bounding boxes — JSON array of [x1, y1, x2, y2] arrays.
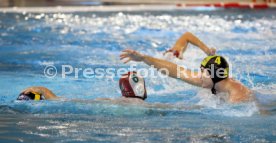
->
[[18, 86, 58, 101], [120, 32, 253, 103], [17, 72, 147, 102]]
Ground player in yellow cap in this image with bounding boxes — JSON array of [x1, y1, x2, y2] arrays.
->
[[120, 32, 253, 103]]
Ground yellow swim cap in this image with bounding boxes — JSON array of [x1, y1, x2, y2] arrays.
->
[[200, 55, 229, 94]]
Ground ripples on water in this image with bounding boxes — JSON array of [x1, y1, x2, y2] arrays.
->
[[0, 9, 275, 142]]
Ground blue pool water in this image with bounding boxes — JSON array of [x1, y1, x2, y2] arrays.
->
[[0, 8, 276, 142]]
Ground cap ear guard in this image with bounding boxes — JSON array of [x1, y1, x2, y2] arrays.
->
[[33, 92, 42, 100], [129, 73, 147, 99], [119, 71, 147, 100]]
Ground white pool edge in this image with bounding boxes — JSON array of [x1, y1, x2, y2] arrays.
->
[[1, 3, 275, 13], [0, 5, 198, 13]]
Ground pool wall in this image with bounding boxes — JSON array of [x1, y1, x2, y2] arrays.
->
[[1, 0, 276, 8]]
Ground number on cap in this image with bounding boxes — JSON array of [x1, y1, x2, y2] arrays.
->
[[215, 57, 221, 65]]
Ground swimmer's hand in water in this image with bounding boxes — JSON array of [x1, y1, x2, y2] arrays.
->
[[209, 48, 216, 56], [164, 32, 217, 59], [120, 49, 144, 63], [20, 86, 58, 100], [163, 48, 182, 59]]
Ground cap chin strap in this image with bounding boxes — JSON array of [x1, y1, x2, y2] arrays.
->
[[208, 71, 218, 95], [211, 84, 216, 94], [211, 79, 224, 95], [209, 71, 225, 95], [211, 77, 221, 95]]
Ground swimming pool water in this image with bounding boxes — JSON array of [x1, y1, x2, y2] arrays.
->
[[0, 8, 276, 142]]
